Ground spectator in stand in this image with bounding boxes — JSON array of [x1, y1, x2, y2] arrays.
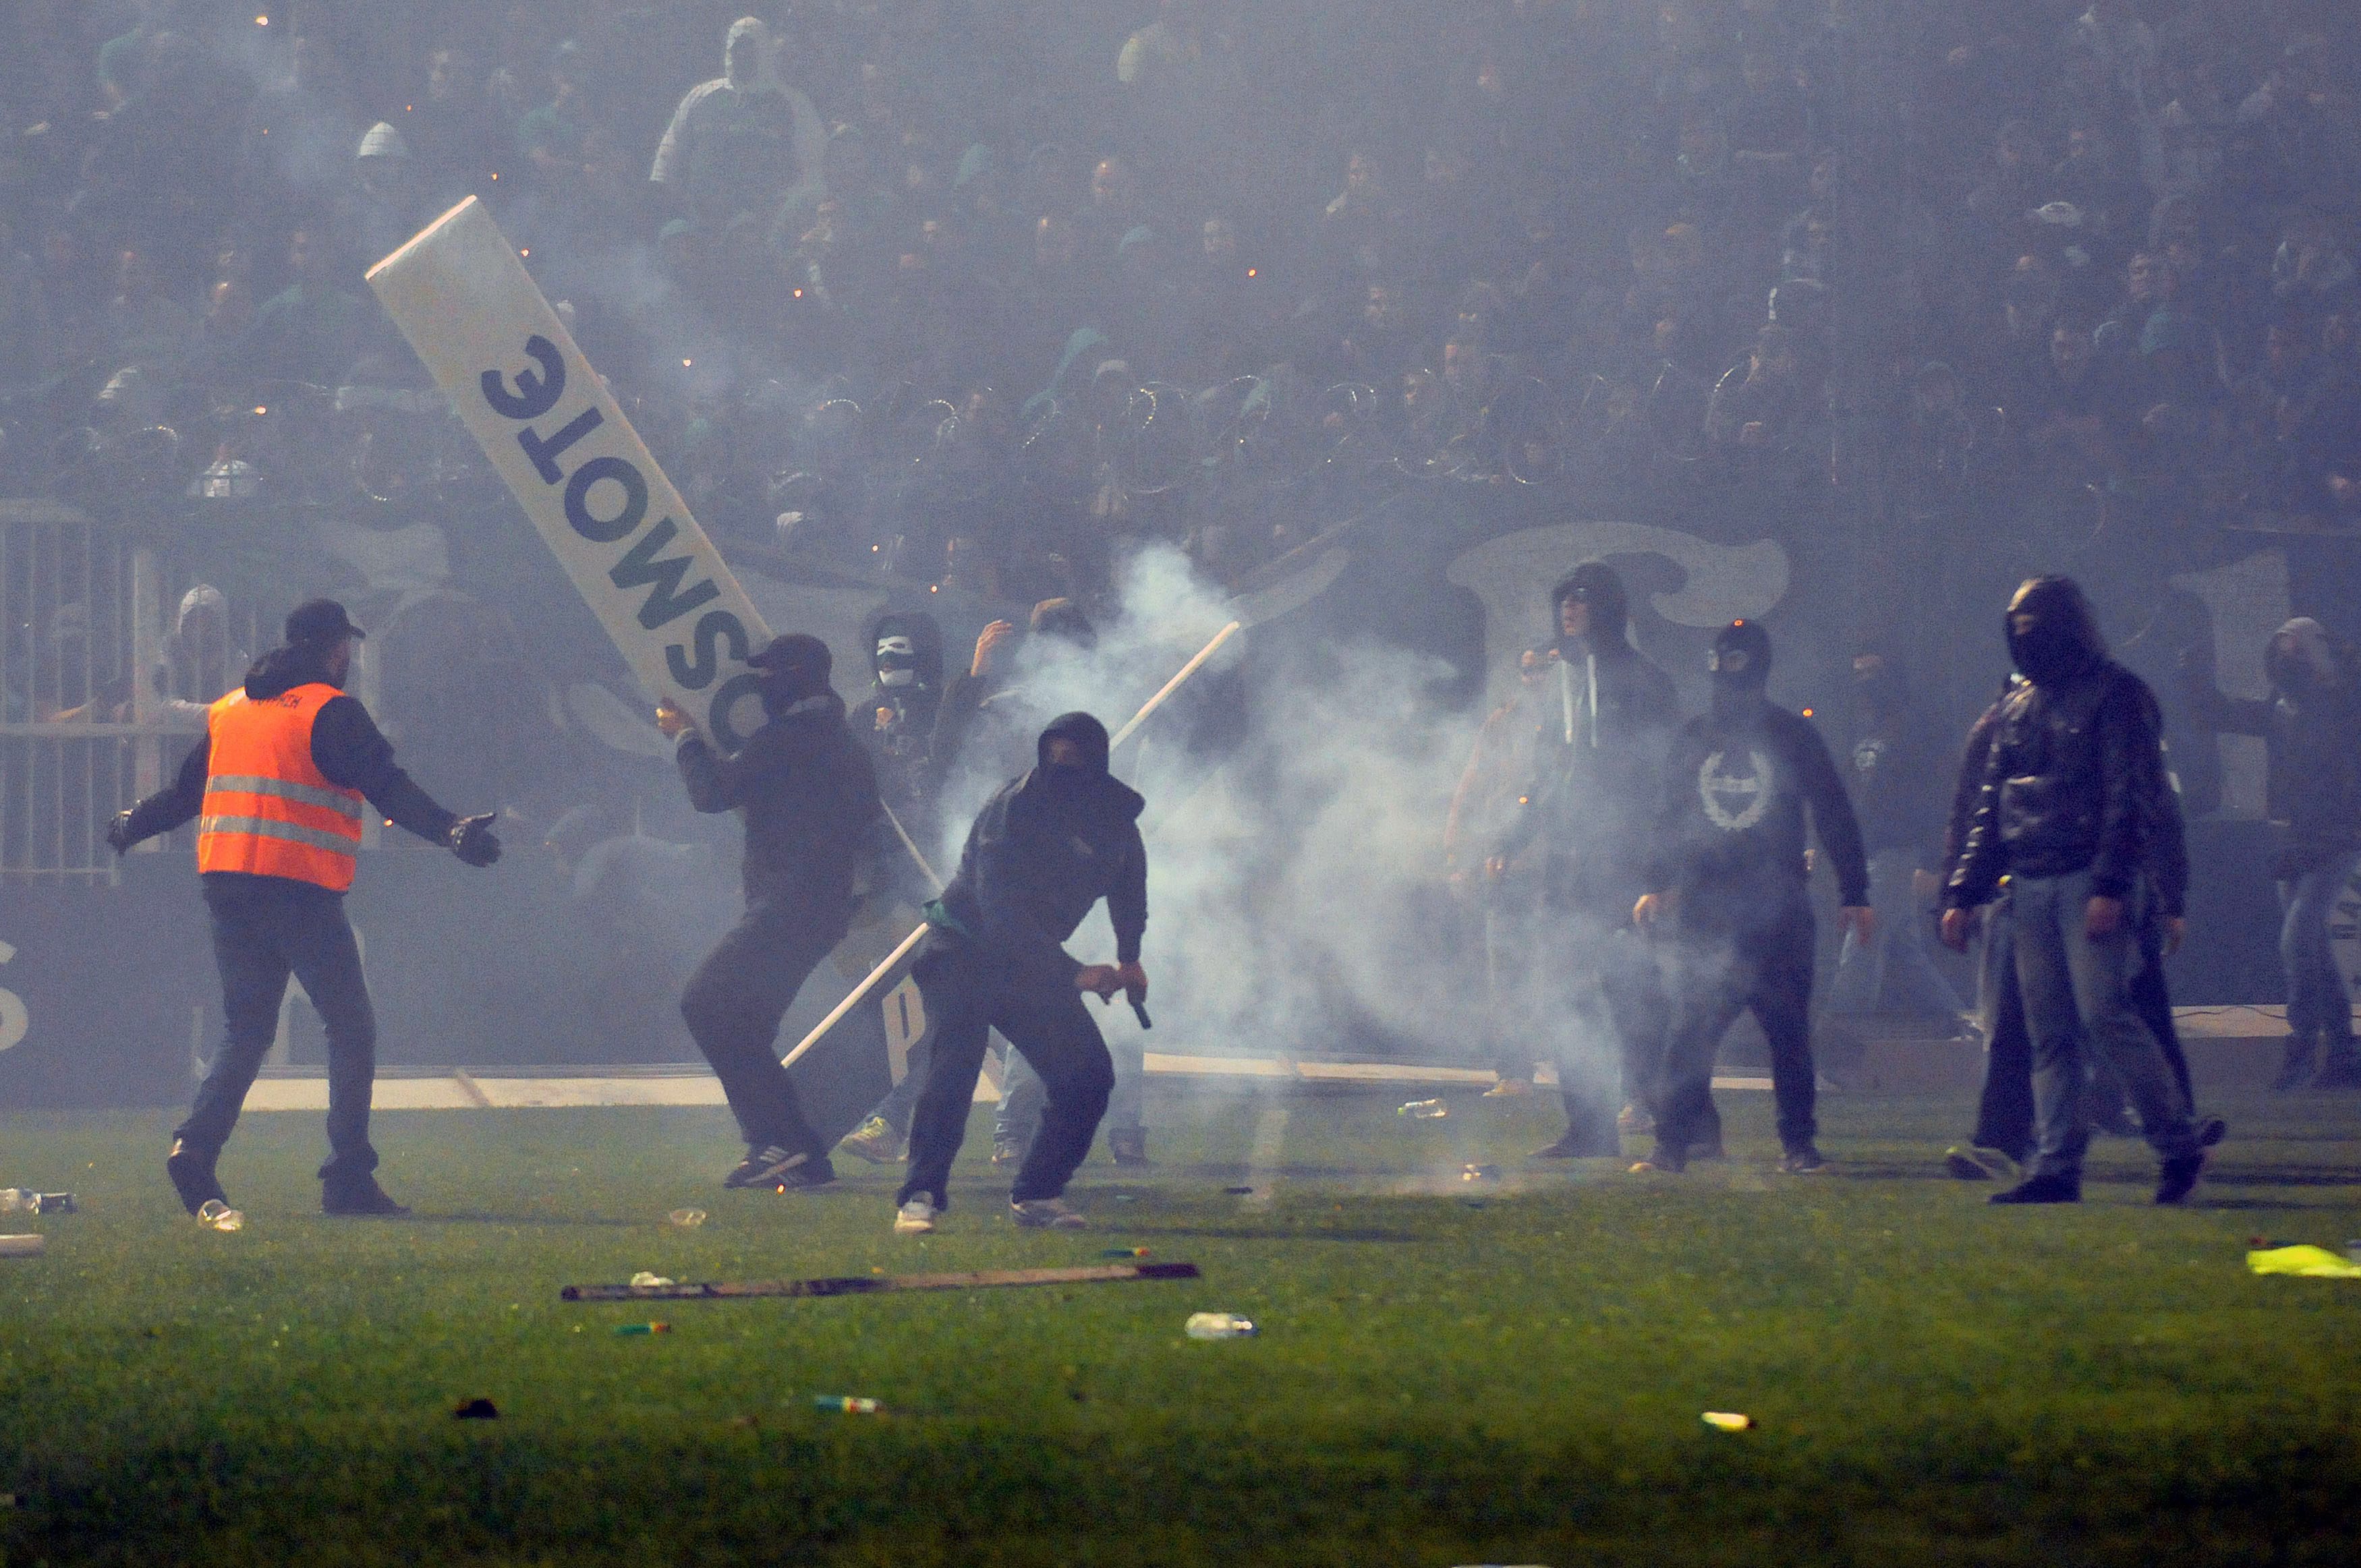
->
[[2024, 317, 2133, 482], [243, 226, 366, 386], [520, 42, 596, 204], [101, 246, 191, 370], [651, 17, 826, 235], [405, 47, 509, 210]]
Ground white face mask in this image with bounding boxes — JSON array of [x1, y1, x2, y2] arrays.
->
[[876, 635, 918, 688]]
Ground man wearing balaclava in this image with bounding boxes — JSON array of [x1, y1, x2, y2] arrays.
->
[[1943, 577, 2207, 1204], [1634, 619, 1871, 1175], [1823, 644, 1964, 1028], [1489, 562, 1680, 1157], [656, 633, 882, 1192], [2182, 616, 2361, 1090], [891, 712, 1148, 1234], [856, 611, 946, 821], [650, 16, 826, 231]]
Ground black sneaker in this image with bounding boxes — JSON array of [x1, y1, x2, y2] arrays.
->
[[2308, 1052, 2361, 1091], [166, 1138, 226, 1217], [322, 1178, 410, 1217], [1989, 1173, 2081, 1204], [1778, 1145, 1829, 1173], [2196, 1115, 2227, 1149], [724, 1145, 823, 1190], [1533, 1132, 1621, 1159], [2154, 1151, 2205, 1206]]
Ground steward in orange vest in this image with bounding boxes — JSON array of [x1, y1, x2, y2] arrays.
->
[[110, 600, 502, 1220]]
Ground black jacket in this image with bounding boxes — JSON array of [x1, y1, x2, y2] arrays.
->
[[937, 715, 1147, 991], [1846, 672, 1945, 864], [677, 689, 882, 926], [1947, 658, 2173, 906], [1494, 635, 1680, 910], [120, 645, 459, 854], [1651, 694, 1869, 917], [2180, 622, 2361, 876]]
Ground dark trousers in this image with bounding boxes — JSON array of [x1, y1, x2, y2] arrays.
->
[[681, 900, 837, 1156], [1971, 898, 2196, 1162], [179, 873, 378, 1186], [897, 936, 1114, 1209], [1654, 890, 1817, 1158]]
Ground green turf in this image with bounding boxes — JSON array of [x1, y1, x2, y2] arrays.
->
[[2, 1086, 2358, 1566]]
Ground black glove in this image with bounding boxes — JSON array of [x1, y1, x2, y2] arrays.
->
[[449, 812, 502, 867], [106, 809, 136, 856]]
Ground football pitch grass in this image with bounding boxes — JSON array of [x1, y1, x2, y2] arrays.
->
[[2, 1086, 2358, 1567]]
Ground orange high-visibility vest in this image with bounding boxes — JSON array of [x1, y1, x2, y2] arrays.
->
[[196, 685, 366, 891]]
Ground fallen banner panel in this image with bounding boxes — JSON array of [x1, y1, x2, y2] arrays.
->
[[561, 1260, 1201, 1302]]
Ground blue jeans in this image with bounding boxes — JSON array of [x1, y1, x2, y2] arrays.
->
[[2279, 850, 2360, 1049], [2010, 870, 2198, 1180], [1826, 849, 1964, 1017]]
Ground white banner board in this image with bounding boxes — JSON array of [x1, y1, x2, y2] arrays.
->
[[366, 197, 773, 749]]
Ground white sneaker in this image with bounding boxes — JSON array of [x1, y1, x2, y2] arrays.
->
[[893, 1196, 937, 1234], [1009, 1196, 1086, 1229]]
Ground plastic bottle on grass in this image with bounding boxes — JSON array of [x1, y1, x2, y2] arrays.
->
[[1398, 1099, 1448, 1120], [814, 1395, 882, 1414], [1185, 1312, 1257, 1339], [196, 1200, 243, 1232]]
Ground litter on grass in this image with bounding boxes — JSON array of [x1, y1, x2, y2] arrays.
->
[[565, 1260, 1199, 1302], [453, 1398, 500, 1420], [1462, 1164, 1501, 1182], [1702, 1412, 1755, 1431], [1101, 1247, 1150, 1258], [1399, 1099, 1448, 1119], [667, 1209, 706, 1228], [613, 1323, 671, 1335], [1185, 1312, 1257, 1339], [0, 1235, 44, 1258], [2247, 1245, 2361, 1279], [814, 1395, 882, 1414], [629, 1271, 675, 1287]]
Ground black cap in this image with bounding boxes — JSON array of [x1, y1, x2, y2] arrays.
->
[[285, 599, 364, 647], [747, 631, 831, 687]]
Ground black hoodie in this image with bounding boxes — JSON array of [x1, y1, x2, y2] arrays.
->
[[677, 687, 882, 921], [936, 712, 1148, 990], [1494, 563, 1680, 908], [859, 611, 946, 813], [119, 644, 461, 852], [1651, 687, 1870, 918], [1946, 577, 2177, 905]]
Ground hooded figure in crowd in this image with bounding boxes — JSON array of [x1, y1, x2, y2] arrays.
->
[[651, 17, 826, 231], [1637, 619, 1871, 1175], [892, 712, 1148, 1234], [857, 610, 946, 821], [1823, 645, 1966, 1027], [2182, 616, 2361, 1090], [658, 633, 882, 1192], [1943, 577, 2206, 1205], [1489, 562, 1680, 1155]]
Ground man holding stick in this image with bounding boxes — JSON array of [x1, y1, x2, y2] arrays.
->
[[658, 633, 884, 1192], [892, 712, 1148, 1235]]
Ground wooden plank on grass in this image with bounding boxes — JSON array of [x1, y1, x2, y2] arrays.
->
[[561, 1260, 1201, 1302]]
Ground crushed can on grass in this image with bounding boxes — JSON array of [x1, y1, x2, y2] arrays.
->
[[814, 1395, 882, 1414], [196, 1200, 242, 1233], [1398, 1099, 1448, 1120], [1185, 1312, 1257, 1339], [667, 1209, 706, 1228]]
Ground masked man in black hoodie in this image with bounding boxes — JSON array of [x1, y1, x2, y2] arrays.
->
[[1489, 563, 1680, 1156], [1941, 577, 2207, 1205], [109, 600, 502, 1219], [1635, 620, 1872, 1174], [658, 633, 883, 1192], [858, 611, 946, 831], [891, 712, 1147, 1235]]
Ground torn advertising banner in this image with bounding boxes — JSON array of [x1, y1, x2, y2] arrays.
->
[[366, 196, 772, 750]]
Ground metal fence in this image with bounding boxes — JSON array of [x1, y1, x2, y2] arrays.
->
[[0, 502, 266, 880]]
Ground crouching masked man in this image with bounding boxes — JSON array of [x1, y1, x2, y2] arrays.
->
[[1635, 620, 1871, 1174], [658, 633, 883, 1192], [109, 599, 502, 1219], [892, 712, 1147, 1235]]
